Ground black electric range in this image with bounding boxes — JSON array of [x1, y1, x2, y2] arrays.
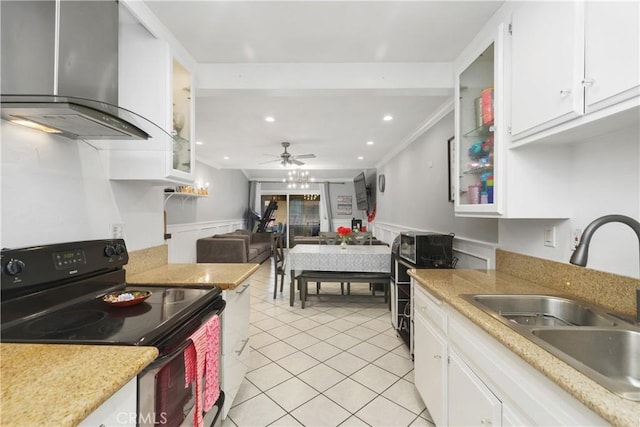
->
[[0, 239, 223, 350]]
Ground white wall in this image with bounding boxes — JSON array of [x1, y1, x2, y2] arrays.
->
[[376, 110, 499, 244], [1, 123, 165, 251], [499, 124, 640, 278], [165, 161, 249, 225]]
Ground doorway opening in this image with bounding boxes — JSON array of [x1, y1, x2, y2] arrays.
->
[[260, 193, 320, 248]]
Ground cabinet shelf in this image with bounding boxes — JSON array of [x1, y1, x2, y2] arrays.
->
[[164, 191, 207, 198], [464, 123, 494, 138], [463, 165, 493, 175], [163, 192, 207, 206]]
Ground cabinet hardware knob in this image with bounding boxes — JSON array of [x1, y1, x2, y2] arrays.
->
[[581, 78, 595, 87], [559, 89, 571, 96]]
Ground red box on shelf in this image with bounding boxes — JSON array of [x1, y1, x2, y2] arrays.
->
[[481, 87, 494, 125]]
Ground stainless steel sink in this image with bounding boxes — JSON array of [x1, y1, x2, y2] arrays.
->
[[531, 328, 640, 401], [462, 294, 619, 327], [460, 293, 640, 400]]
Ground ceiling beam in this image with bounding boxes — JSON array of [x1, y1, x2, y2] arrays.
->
[[196, 62, 453, 93]]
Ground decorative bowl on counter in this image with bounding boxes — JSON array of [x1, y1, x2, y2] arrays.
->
[[102, 290, 152, 307]]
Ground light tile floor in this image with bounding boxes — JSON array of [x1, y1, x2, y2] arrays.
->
[[223, 259, 435, 427]]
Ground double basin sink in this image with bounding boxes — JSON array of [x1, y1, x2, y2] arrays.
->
[[460, 294, 640, 401]]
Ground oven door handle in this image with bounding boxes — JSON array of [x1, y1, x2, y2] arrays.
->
[[142, 338, 194, 374]]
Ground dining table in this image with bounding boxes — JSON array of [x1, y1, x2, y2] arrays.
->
[[287, 244, 392, 306]]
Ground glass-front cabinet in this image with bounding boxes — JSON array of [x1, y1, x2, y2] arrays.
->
[[454, 24, 506, 216], [171, 59, 193, 177], [105, 6, 195, 184]]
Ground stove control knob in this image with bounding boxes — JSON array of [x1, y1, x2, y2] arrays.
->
[[114, 244, 126, 256], [5, 259, 25, 276], [104, 245, 116, 257]]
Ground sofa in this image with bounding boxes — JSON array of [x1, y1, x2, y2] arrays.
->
[[197, 229, 272, 264]]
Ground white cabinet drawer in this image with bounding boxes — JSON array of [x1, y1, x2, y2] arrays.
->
[[221, 279, 251, 419], [222, 281, 251, 355], [414, 284, 446, 333]]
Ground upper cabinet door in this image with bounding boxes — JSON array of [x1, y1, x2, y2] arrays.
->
[[510, 1, 584, 140], [584, 1, 640, 113]]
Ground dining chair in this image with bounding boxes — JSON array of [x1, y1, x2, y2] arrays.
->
[[345, 231, 376, 295], [319, 231, 339, 245], [348, 231, 373, 245], [273, 234, 286, 299], [316, 231, 344, 294]]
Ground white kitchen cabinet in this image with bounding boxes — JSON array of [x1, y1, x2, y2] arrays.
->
[[584, 1, 640, 113], [510, 1, 582, 139], [221, 280, 252, 419], [510, 1, 639, 142], [98, 5, 195, 184], [454, 24, 508, 217], [79, 377, 137, 427], [448, 352, 501, 427], [412, 281, 605, 427], [455, 18, 572, 219], [413, 300, 447, 427]]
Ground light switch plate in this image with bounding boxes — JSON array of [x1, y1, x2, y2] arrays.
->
[[544, 226, 556, 247], [111, 223, 124, 239]]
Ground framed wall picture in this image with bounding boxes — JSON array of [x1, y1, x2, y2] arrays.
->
[[336, 195, 352, 215], [448, 136, 456, 202]]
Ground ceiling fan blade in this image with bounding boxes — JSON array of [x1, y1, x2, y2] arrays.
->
[[291, 159, 305, 166], [259, 158, 282, 164], [292, 154, 316, 159]]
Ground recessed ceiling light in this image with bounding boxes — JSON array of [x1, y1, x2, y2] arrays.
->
[[383, 115, 393, 121], [195, 141, 203, 145], [223, 156, 229, 160], [358, 156, 364, 160], [366, 141, 374, 145], [265, 116, 275, 122]]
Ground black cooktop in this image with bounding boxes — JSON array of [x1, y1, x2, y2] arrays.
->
[[0, 239, 222, 347], [1, 285, 221, 346]]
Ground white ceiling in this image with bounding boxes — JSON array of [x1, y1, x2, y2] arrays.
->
[[143, 0, 504, 181]]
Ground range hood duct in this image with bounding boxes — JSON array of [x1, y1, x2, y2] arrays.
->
[[0, 1, 151, 141]]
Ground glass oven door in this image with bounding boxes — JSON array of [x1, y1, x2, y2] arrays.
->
[[138, 339, 195, 427]]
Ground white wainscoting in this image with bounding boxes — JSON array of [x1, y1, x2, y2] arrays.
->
[[371, 221, 497, 269], [166, 220, 244, 263]]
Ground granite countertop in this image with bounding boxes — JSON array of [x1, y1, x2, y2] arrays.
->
[[409, 268, 639, 427], [126, 263, 259, 290], [0, 343, 158, 427]]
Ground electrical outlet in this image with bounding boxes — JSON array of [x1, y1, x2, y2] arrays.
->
[[544, 226, 556, 247], [111, 223, 124, 239], [571, 228, 582, 251]]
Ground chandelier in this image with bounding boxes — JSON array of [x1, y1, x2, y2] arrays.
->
[[283, 170, 314, 189]]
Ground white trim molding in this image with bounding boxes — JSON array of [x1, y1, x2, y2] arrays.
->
[[371, 221, 497, 269]]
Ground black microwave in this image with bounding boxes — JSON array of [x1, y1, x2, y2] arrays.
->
[[399, 232, 455, 268]]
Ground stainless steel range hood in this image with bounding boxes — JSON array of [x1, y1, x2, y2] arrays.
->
[[0, 1, 154, 142], [1, 95, 150, 140]]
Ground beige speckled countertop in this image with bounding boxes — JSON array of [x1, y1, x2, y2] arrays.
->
[[126, 263, 259, 290], [409, 268, 640, 427], [0, 343, 158, 427]]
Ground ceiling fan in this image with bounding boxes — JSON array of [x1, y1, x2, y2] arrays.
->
[[262, 142, 316, 166]]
